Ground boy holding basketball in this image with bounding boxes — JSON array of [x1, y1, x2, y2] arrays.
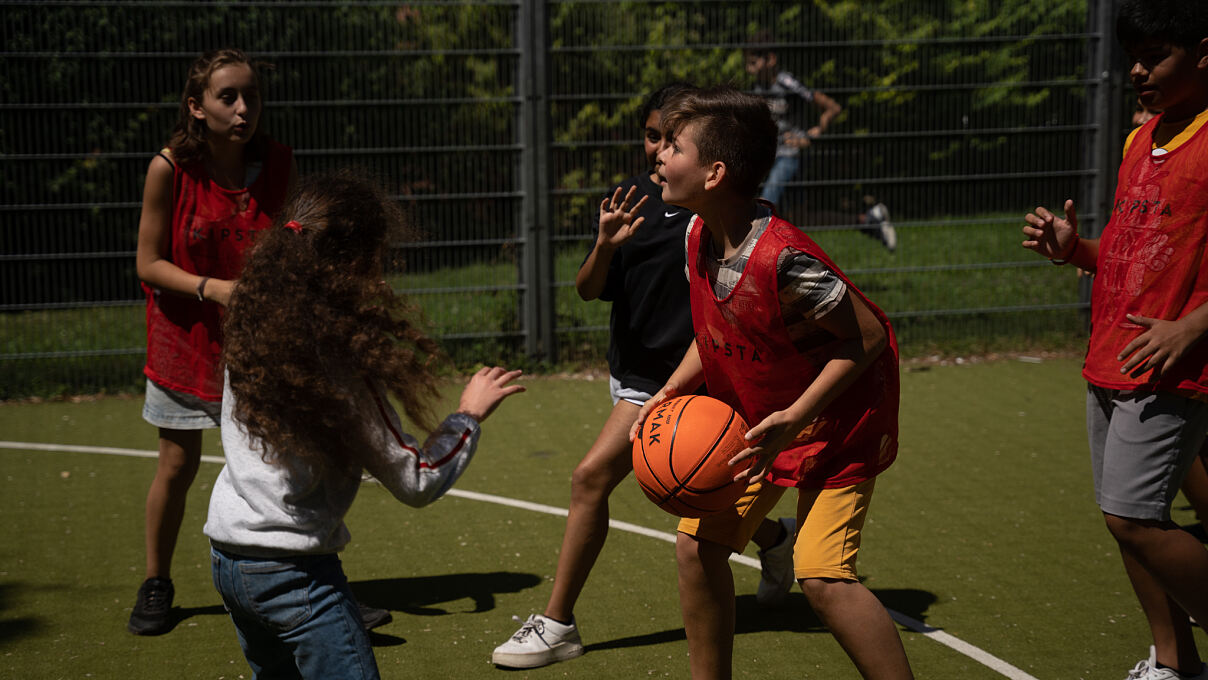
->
[[491, 83, 796, 670], [632, 85, 911, 679], [1022, 1, 1208, 677]]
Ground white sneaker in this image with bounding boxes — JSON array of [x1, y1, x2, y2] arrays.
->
[[866, 203, 897, 253], [756, 517, 797, 607], [1126, 646, 1208, 679], [491, 614, 584, 669]]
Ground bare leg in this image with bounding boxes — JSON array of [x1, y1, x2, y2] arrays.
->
[[676, 532, 735, 680], [543, 400, 641, 622], [1181, 446, 1208, 534], [1120, 549, 1200, 672], [542, 400, 782, 624], [1106, 513, 1208, 673], [800, 578, 913, 679], [144, 428, 203, 579]]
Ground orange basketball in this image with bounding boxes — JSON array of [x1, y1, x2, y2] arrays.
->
[[632, 395, 752, 518]]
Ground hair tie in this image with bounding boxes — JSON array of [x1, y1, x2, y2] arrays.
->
[[283, 220, 303, 233]]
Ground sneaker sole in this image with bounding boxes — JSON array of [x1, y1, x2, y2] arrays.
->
[[127, 619, 173, 636], [491, 642, 585, 669], [361, 610, 393, 631]]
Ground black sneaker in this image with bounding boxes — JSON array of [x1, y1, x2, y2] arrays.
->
[[127, 577, 175, 635], [359, 603, 392, 631]]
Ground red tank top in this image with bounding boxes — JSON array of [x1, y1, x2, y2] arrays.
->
[[143, 140, 292, 400], [687, 214, 899, 489], [1084, 116, 1208, 394]]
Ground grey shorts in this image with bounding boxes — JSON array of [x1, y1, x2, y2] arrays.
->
[[1086, 385, 1208, 521], [143, 379, 221, 430], [609, 375, 653, 406]]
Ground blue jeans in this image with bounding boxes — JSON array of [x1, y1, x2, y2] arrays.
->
[[211, 547, 379, 680], [760, 154, 800, 207]]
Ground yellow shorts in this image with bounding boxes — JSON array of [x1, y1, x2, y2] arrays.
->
[[677, 477, 876, 581]]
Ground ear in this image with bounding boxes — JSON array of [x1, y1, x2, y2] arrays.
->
[[187, 97, 206, 121], [1198, 37, 1208, 69], [703, 161, 727, 192]]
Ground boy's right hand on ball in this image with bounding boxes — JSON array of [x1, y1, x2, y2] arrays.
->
[[457, 366, 525, 423], [629, 386, 676, 442]]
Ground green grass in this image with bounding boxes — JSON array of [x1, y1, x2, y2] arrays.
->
[[1, 213, 1086, 397], [1, 359, 1204, 678]]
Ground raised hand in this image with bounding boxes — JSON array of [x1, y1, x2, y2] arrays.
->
[[597, 185, 649, 250], [457, 366, 525, 423], [1023, 199, 1079, 260]]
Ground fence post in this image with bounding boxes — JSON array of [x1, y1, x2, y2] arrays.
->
[[1080, 0, 1123, 315], [518, 0, 554, 361]]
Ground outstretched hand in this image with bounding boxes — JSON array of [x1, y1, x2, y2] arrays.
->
[[457, 366, 525, 423], [1023, 199, 1079, 260], [597, 185, 649, 250], [1117, 314, 1202, 380]]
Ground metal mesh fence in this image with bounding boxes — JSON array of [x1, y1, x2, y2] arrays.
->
[[2, 0, 1123, 398]]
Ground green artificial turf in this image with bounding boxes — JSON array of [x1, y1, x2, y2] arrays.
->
[[1, 359, 1205, 678]]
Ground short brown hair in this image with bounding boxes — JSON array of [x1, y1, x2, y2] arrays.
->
[[660, 85, 777, 199]]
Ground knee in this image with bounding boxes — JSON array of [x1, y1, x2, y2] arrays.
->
[[569, 458, 619, 502], [799, 577, 846, 611], [799, 577, 830, 603], [675, 533, 716, 573], [675, 533, 702, 569], [156, 450, 201, 484], [676, 534, 733, 577], [1103, 513, 1161, 550]]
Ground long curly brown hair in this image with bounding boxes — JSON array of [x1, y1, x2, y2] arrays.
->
[[223, 170, 442, 477], [168, 48, 272, 167]]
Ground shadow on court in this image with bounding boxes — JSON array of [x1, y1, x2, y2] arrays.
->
[[578, 587, 938, 655], [170, 603, 228, 632], [0, 582, 43, 645], [0, 580, 225, 642], [735, 587, 937, 633], [350, 572, 542, 618]]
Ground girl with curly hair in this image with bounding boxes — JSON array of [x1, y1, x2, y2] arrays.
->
[[204, 171, 524, 679]]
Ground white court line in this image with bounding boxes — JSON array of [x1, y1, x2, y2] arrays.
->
[[1, 440, 1038, 680]]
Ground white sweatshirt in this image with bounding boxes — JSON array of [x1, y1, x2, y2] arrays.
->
[[204, 374, 481, 558]]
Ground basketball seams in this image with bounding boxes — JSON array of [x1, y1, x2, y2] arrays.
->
[[666, 398, 734, 514], [676, 408, 729, 491], [635, 398, 683, 503], [632, 395, 751, 517], [653, 396, 698, 506], [682, 411, 740, 493]]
